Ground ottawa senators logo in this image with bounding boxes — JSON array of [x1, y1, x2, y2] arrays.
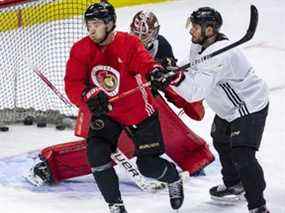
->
[[91, 65, 120, 97]]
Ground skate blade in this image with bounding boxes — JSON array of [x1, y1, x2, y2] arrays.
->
[[210, 192, 246, 206], [147, 171, 189, 193], [147, 181, 167, 193]]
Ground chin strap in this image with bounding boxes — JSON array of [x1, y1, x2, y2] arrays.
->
[[99, 23, 116, 44]]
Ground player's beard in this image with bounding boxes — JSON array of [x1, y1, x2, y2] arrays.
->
[[191, 34, 204, 44], [89, 24, 107, 43]]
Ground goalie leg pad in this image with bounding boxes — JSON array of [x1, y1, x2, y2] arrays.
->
[[39, 140, 91, 183], [155, 96, 214, 174]]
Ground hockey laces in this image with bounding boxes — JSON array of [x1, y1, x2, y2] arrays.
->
[[109, 203, 125, 213], [216, 184, 227, 192], [168, 179, 183, 199]]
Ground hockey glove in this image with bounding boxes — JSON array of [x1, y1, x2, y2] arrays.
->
[[166, 70, 185, 87], [150, 66, 170, 91], [160, 57, 178, 70], [82, 87, 111, 117]]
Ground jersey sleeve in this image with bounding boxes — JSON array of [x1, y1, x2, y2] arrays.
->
[[173, 51, 229, 102], [64, 44, 89, 107]]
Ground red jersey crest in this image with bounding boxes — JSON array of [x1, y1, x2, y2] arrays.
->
[[91, 65, 120, 97]]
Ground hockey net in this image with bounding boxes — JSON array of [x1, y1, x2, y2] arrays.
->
[[0, 0, 95, 127]]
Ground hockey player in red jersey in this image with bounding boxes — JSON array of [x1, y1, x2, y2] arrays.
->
[[64, 2, 184, 212], [28, 5, 214, 181], [27, 5, 214, 213]]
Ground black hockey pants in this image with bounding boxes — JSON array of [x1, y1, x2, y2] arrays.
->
[[211, 104, 268, 210], [87, 112, 179, 204]]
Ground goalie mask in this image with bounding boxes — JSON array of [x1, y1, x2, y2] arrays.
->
[[130, 11, 160, 49]]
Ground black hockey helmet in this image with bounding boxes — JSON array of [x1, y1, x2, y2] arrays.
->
[[84, 2, 116, 24], [188, 7, 223, 32]]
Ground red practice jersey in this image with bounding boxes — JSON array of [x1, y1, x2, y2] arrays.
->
[[65, 32, 159, 125]]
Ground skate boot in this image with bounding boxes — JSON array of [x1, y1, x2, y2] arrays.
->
[[25, 160, 53, 186], [210, 182, 245, 203], [108, 203, 128, 213], [168, 178, 184, 209], [33, 161, 53, 184], [249, 205, 270, 213]]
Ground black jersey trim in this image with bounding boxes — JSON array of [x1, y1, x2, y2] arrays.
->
[[219, 83, 249, 116]]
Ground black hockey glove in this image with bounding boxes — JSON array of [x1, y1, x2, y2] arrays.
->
[[82, 87, 111, 117], [159, 57, 177, 70], [150, 66, 170, 91], [159, 57, 185, 86]]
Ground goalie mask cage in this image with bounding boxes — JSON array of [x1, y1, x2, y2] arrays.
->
[[0, 0, 96, 126]]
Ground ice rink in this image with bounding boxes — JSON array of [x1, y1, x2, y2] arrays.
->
[[0, 0, 285, 212]]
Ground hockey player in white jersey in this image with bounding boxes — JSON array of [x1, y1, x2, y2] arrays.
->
[[165, 7, 270, 213]]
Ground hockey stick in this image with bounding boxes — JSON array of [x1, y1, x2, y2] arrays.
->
[[109, 81, 151, 103], [32, 68, 73, 107], [108, 5, 258, 103], [30, 69, 165, 192], [179, 4, 258, 71]]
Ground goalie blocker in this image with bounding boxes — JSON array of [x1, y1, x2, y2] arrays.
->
[[30, 95, 214, 185]]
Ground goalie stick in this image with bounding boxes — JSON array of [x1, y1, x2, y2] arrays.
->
[[112, 149, 189, 193], [29, 68, 167, 193], [111, 149, 166, 193], [24, 148, 167, 192]]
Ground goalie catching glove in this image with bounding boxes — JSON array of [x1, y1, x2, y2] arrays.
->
[[82, 87, 111, 117]]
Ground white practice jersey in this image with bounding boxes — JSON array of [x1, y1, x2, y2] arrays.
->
[[173, 39, 269, 122]]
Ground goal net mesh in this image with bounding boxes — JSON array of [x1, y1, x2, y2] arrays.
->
[[0, 0, 94, 125]]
